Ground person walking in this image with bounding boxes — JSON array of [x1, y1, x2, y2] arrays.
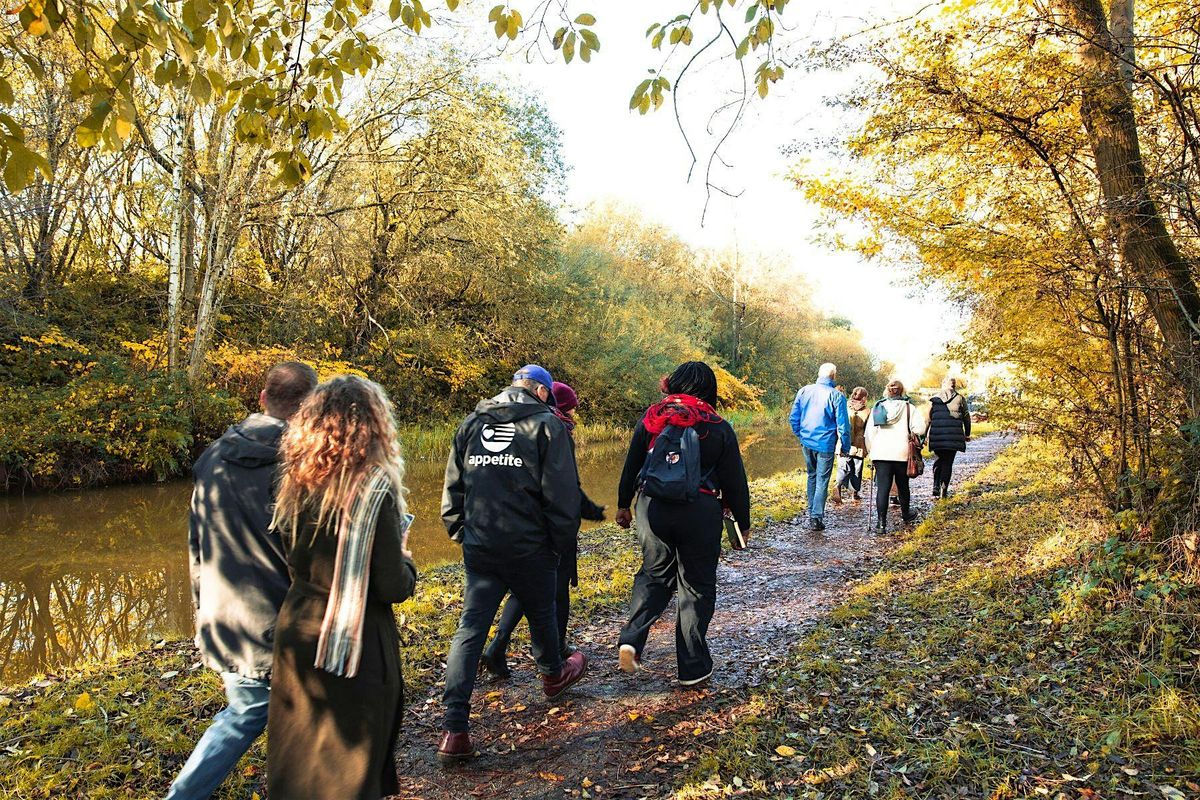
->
[[266, 376, 418, 800], [438, 365, 589, 764], [166, 362, 317, 800], [479, 380, 605, 679], [927, 377, 972, 499], [788, 363, 852, 531], [614, 361, 751, 687], [864, 380, 927, 533], [833, 386, 870, 504]]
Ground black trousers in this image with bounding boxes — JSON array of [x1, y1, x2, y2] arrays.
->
[[485, 556, 573, 660], [874, 460, 910, 521], [442, 549, 561, 733], [618, 493, 723, 682], [933, 450, 958, 493]]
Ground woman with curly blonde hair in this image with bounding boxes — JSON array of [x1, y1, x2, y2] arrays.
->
[[267, 376, 417, 800]]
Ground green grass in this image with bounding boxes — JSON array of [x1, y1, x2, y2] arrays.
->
[[398, 418, 631, 463], [969, 420, 1002, 437], [0, 466, 813, 799], [675, 438, 1200, 799], [724, 406, 790, 429]]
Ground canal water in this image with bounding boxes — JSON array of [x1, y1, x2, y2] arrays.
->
[[0, 425, 801, 686]]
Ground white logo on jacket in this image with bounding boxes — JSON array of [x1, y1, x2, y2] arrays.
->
[[480, 423, 516, 453]]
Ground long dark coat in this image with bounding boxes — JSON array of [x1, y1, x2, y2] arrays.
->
[[927, 394, 971, 453], [267, 494, 416, 800]]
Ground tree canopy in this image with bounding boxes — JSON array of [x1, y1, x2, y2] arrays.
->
[[1, 0, 796, 191], [797, 0, 1200, 545]]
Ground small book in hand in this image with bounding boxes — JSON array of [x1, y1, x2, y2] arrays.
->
[[724, 513, 746, 550]]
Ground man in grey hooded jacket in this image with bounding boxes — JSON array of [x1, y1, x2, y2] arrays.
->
[[166, 361, 317, 800]]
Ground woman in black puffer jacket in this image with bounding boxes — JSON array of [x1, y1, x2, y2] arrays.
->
[[926, 377, 971, 499]]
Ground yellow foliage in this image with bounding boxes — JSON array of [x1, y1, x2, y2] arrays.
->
[[712, 363, 764, 411], [207, 344, 366, 409]]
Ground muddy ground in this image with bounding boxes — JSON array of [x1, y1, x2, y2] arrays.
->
[[391, 435, 1012, 800]]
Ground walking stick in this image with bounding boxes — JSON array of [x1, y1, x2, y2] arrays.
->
[[865, 459, 875, 531]]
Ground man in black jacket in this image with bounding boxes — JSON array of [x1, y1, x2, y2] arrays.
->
[[166, 362, 317, 800], [437, 365, 590, 764]]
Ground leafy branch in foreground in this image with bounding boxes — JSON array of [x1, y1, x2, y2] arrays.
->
[[0, 0, 805, 192]]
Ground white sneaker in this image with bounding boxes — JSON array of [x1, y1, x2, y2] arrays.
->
[[618, 644, 642, 674], [678, 670, 713, 688]]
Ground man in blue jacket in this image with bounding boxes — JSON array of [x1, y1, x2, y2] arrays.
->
[[789, 363, 852, 531]]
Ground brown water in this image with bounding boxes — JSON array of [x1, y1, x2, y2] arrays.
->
[[0, 425, 801, 686]]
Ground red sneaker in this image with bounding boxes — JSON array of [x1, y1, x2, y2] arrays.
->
[[436, 731, 475, 766], [542, 650, 589, 700]]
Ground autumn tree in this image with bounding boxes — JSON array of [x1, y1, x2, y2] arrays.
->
[[797, 0, 1199, 537]]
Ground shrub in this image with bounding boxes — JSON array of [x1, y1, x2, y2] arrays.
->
[[713, 363, 765, 411], [205, 343, 366, 409], [0, 333, 243, 490]]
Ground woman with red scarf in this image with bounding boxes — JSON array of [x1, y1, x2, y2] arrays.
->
[[614, 361, 751, 687]]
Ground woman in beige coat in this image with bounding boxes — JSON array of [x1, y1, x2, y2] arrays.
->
[[833, 386, 870, 503]]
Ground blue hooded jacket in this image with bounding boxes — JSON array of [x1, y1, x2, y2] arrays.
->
[[789, 377, 852, 455]]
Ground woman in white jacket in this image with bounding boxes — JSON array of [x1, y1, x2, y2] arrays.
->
[[865, 380, 927, 532]]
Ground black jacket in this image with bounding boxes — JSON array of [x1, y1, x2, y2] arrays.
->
[[927, 395, 971, 452], [442, 388, 582, 561], [189, 414, 292, 679], [617, 418, 751, 533]]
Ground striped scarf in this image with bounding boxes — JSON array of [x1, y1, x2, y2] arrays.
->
[[314, 467, 400, 677]]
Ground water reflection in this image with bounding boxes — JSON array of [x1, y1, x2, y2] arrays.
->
[[0, 424, 801, 685]]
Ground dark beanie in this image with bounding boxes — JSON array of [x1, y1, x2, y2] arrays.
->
[[551, 381, 578, 412]]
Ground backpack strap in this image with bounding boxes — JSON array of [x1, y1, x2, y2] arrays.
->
[[699, 464, 720, 497]]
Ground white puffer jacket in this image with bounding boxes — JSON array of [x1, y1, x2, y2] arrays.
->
[[865, 398, 927, 463]]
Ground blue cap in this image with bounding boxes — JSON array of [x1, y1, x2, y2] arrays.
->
[[513, 364, 553, 391]]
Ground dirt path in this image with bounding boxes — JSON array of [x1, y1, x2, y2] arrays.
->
[[391, 434, 1013, 800]]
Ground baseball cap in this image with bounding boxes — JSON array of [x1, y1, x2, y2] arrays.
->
[[513, 364, 553, 392]]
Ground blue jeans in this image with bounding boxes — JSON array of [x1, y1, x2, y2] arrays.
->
[[166, 672, 269, 800], [803, 447, 836, 521]]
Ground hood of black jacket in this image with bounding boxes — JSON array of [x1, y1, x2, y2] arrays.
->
[[473, 387, 553, 423], [219, 414, 285, 468]]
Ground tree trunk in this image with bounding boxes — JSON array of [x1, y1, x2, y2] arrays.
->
[[186, 139, 264, 385], [167, 100, 193, 374], [1060, 0, 1200, 402], [182, 123, 198, 305]]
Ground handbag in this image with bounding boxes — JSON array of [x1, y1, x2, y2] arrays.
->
[[906, 403, 925, 478]]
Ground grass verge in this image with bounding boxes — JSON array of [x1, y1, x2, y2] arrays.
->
[[0, 467, 810, 799], [676, 438, 1200, 799], [398, 419, 631, 464]]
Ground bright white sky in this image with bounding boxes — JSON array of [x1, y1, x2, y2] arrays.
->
[[464, 0, 968, 379]]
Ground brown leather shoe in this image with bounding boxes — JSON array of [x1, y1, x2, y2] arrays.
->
[[437, 731, 475, 766], [542, 650, 589, 700]]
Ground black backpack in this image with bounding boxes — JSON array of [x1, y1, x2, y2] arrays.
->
[[638, 424, 713, 503]]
